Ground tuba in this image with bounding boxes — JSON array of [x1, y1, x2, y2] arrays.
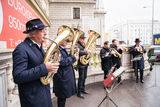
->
[[80, 30, 101, 65], [40, 25, 74, 85], [71, 28, 84, 67]]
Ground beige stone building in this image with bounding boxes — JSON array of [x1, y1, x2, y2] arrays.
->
[[49, 0, 106, 46]]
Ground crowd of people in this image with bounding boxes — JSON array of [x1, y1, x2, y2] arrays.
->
[[12, 18, 146, 107]]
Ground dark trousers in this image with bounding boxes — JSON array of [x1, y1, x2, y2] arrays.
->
[[103, 70, 109, 79], [77, 66, 88, 93], [135, 69, 144, 80], [57, 98, 66, 107], [114, 64, 121, 83]]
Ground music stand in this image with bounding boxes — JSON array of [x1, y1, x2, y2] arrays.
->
[[131, 55, 142, 76], [98, 67, 125, 107]]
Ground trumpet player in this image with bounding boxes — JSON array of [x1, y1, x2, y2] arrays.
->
[[130, 38, 146, 83], [77, 34, 91, 99], [110, 39, 123, 83], [100, 41, 113, 79], [12, 19, 59, 107]]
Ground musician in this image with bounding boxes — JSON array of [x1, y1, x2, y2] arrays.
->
[[53, 40, 78, 107], [119, 41, 125, 46], [12, 18, 59, 107], [76, 35, 91, 99], [130, 38, 146, 83], [110, 39, 122, 83], [100, 41, 113, 79]]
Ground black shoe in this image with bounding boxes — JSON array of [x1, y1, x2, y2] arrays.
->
[[77, 93, 85, 99], [140, 80, 144, 83], [82, 91, 89, 94]]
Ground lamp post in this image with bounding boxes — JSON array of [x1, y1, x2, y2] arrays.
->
[[143, 0, 154, 45], [151, 0, 154, 45]]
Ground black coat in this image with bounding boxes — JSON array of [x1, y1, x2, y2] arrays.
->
[[53, 46, 77, 98], [12, 38, 52, 107], [76, 41, 89, 68], [100, 47, 113, 71], [130, 45, 146, 70], [110, 44, 122, 68]]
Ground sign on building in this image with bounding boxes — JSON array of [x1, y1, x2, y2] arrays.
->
[[0, 0, 38, 49], [153, 34, 160, 45]]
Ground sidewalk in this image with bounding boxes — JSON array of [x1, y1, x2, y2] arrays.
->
[[52, 64, 160, 107]]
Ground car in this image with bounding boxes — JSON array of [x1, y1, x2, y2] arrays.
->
[[148, 45, 160, 62], [148, 45, 160, 70]]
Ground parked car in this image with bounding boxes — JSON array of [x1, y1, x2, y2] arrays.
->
[[148, 45, 160, 70]]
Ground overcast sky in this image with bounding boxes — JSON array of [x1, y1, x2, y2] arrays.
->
[[103, 0, 160, 31]]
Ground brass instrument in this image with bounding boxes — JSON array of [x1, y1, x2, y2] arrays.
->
[[71, 28, 84, 67], [110, 48, 122, 58], [135, 45, 144, 53], [118, 46, 129, 52], [40, 25, 74, 85], [80, 30, 101, 65]]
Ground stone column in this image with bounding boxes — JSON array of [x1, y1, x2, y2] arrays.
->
[[0, 50, 20, 107]]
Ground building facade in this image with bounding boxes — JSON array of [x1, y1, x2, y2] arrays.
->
[[108, 20, 160, 45], [49, 0, 106, 46]]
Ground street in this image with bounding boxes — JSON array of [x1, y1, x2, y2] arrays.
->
[[52, 63, 160, 107]]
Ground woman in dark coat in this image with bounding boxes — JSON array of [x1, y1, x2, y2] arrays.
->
[[53, 41, 78, 107], [130, 38, 146, 83]]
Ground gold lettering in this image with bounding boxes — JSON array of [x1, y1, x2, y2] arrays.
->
[[155, 38, 160, 44]]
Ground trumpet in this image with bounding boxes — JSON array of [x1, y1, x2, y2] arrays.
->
[[110, 48, 122, 58], [135, 45, 144, 53], [118, 46, 129, 52]]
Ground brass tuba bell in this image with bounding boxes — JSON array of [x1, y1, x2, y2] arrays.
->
[[40, 25, 74, 85], [80, 30, 101, 65], [71, 28, 84, 67]]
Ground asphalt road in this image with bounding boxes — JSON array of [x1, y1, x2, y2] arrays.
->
[[52, 63, 160, 107]]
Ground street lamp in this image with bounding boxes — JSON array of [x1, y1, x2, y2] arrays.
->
[[143, 0, 154, 45], [151, 0, 154, 45]]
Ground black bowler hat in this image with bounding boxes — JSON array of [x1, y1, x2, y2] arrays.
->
[[135, 38, 141, 42], [23, 18, 47, 34], [79, 34, 86, 39]]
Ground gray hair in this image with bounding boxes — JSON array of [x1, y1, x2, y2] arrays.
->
[[27, 30, 39, 38]]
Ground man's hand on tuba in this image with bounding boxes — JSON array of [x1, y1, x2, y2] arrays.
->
[[45, 61, 59, 74], [87, 50, 92, 54]]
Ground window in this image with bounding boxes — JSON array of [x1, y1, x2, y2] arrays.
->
[[73, 8, 80, 19]]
